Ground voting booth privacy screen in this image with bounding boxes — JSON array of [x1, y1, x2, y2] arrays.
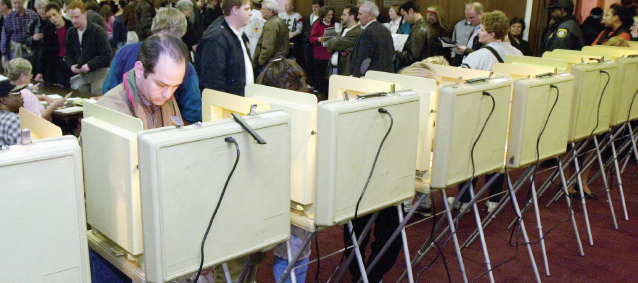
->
[[364, 71, 437, 173], [507, 74, 574, 168], [82, 102, 145, 256], [314, 93, 420, 226], [430, 80, 511, 189], [246, 84, 318, 206], [609, 57, 638, 125], [138, 111, 292, 283], [568, 62, 617, 142], [0, 136, 91, 283]]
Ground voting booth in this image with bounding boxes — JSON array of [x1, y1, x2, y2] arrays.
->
[[429, 77, 512, 189], [19, 107, 62, 140], [202, 89, 271, 122], [248, 81, 420, 228], [82, 95, 292, 283], [328, 75, 399, 100], [364, 71, 437, 173], [138, 110, 292, 283], [505, 55, 569, 71], [0, 136, 91, 282], [490, 66, 575, 167]]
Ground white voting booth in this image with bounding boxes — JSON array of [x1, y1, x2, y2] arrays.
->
[[247, 81, 420, 228], [82, 96, 292, 283], [138, 110, 291, 283], [425, 67, 512, 189], [19, 107, 63, 140], [0, 136, 91, 283], [364, 71, 437, 174]]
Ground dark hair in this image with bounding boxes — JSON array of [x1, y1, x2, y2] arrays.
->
[[45, 2, 61, 12], [400, 1, 419, 14], [610, 4, 634, 28], [83, 0, 99, 11], [318, 6, 335, 24], [590, 7, 604, 16], [222, 0, 249, 16], [159, 0, 169, 7], [137, 35, 190, 78], [99, 4, 112, 20], [311, 0, 323, 6], [119, 0, 128, 7], [345, 4, 358, 20], [1, 0, 11, 8], [257, 56, 308, 93], [510, 16, 526, 30]]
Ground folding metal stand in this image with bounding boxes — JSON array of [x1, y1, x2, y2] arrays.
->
[[398, 174, 500, 283]]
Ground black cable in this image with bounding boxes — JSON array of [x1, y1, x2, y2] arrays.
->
[[194, 137, 240, 283], [314, 225, 322, 283], [415, 91, 496, 280], [626, 85, 638, 124], [333, 108, 394, 281]]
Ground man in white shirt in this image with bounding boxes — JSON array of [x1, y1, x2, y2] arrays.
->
[[461, 10, 522, 71], [244, 0, 264, 57], [278, 0, 302, 60]]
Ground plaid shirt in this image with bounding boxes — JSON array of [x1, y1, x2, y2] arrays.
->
[[1, 9, 38, 58], [137, 89, 163, 129], [0, 110, 21, 146]]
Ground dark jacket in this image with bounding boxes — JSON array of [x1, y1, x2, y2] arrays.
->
[[182, 20, 200, 52], [350, 20, 394, 77], [509, 34, 532, 56], [431, 21, 451, 58], [326, 23, 362, 76], [195, 19, 251, 96], [26, 16, 51, 76], [87, 10, 106, 30], [396, 17, 437, 69], [122, 1, 137, 31], [135, 0, 155, 40], [202, 6, 222, 31], [40, 18, 72, 78], [581, 16, 604, 46], [253, 15, 289, 67], [542, 14, 585, 53], [65, 22, 113, 71]]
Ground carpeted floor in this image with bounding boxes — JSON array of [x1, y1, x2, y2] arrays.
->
[[91, 156, 638, 283]]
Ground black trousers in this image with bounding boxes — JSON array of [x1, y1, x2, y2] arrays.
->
[[45, 56, 71, 88], [343, 206, 403, 283], [457, 173, 504, 203], [314, 59, 329, 95]]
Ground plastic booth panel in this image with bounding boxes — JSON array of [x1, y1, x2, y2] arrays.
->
[[430, 79, 512, 189], [505, 55, 568, 71], [506, 74, 575, 168], [492, 63, 557, 79], [138, 112, 291, 283], [82, 102, 145, 255], [246, 84, 318, 205], [608, 56, 638, 125], [19, 107, 62, 140], [202, 89, 270, 122], [0, 136, 90, 283], [314, 93, 420, 226], [328, 75, 399, 101], [364, 71, 436, 172], [568, 62, 617, 142]]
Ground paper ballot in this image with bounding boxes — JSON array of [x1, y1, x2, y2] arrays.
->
[[392, 34, 409, 51]]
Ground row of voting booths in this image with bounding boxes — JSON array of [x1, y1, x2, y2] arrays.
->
[[1, 44, 637, 282]]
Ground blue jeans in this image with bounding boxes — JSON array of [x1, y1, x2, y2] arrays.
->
[[272, 256, 309, 283]]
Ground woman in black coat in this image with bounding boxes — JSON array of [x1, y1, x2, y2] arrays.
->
[[508, 17, 532, 56]]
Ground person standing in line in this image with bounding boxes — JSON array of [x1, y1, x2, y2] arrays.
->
[[278, 0, 302, 61], [244, 0, 263, 57], [449, 2, 483, 66], [301, 0, 322, 89], [581, 7, 605, 45], [349, 1, 394, 77], [395, 1, 436, 69], [252, 0, 288, 74], [508, 16, 532, 56], [308, 5, 333, 97], [1, 0, 39, 67], [541, 0, 585, 53], [325, 4, 361, 77], [591, 4, 633, 45]]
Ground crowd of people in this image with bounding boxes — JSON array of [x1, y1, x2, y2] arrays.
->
[[1, 0, 638, 282]]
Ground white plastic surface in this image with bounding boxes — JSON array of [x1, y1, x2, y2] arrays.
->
[[608, 57, 638, 125], [568, 62, 617, 141], [0, 136, 90, 282], [506, 75, 574, 168], [19, 107, 62, 140], [364, 71, 436, 172], [430, 80, 512, 189], [328, 75, 399, 100], [81, 102, 145, 255], [138, 112, 291, 283], [246, 84, 317, 205], [202, 89, 270, 122], [315, 93, 420, 226]]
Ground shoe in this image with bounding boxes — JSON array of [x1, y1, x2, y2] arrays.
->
[[569, 193, 582, 199], [585, 193, 599, 200], [446, 197, 470, 212], [416, 206, 432, 217], [486, 201, 498, 213]]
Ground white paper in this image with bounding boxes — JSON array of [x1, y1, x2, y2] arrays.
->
[[392, 34, 409, 52]]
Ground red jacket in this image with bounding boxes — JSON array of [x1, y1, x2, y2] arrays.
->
[[309, 20, 334, 60]]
